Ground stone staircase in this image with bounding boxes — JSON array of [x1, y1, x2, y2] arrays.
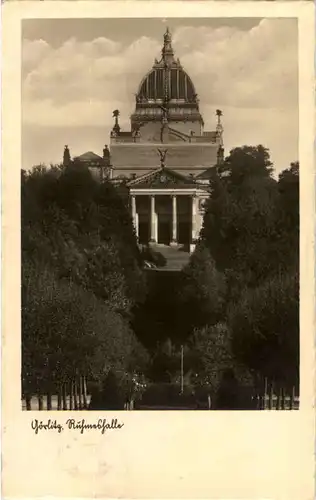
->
[[149, 243, 190, 271]]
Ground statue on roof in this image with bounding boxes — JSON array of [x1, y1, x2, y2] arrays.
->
[[63, 145, 71, 166], [103, 144, 110, 162], [157, 148, 168, 169], [216, 109, 224, 141], [112, 109, 121, 134]]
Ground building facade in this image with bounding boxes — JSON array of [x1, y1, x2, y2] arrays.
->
[[63, 29, 224, 252]]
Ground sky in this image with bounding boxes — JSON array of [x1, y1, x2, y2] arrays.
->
[[22, 17, 298, 174]]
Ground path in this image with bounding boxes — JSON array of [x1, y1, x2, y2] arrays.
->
[[149, 243, 190, 271]]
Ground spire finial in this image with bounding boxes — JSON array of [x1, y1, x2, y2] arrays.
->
[[164, 26, 171, 40], [162, 27, 174, 64]]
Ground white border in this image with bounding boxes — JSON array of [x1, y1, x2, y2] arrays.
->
[[2, 3, 315, 499]]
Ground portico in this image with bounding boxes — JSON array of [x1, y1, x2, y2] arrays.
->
[[129, 172, 209, 252]]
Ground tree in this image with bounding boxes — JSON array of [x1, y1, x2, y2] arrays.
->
[[148, 339, 182, 383], [189, 323, 233, 389], [228, 271, 299, 388], [218, 145, 274, 183], [22, 164, 146, 311], [21, 163, 149, 396], [187, 323, 253, 393], [191, 152, 299, 395], [22, 258, 149, 396], [200, 146, 279, 289], [94, 181, 147, 306], [176, 244, 226, 335], [272, 161, 299, 274], [89, 370, 125, 410]]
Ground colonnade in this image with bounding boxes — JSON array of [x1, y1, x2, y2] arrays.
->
[[131, 193, 198, 245]]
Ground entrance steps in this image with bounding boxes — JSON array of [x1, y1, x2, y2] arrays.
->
[[149, 243, 191, 271]]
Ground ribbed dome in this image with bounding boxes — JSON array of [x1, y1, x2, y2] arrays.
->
[[137, 67, 197, 102], [135, 28, 198, 104], [131, 28, 203, 130]]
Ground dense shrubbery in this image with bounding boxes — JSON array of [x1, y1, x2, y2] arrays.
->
[[21, 163, 148, 395]]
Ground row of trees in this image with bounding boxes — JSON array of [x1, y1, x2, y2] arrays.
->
[[22, 144, 299, 405], [176, 146, 299, 392], [22, 163, 148, 397]]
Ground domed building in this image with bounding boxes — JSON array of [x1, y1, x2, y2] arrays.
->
[[110, 28, 223, 178], [64, 29, 224, 252]]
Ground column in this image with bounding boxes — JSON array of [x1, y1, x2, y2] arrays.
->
[[131, 195, 138, 238], [190, 195, 197, 253], [171, 195, 177, 244], [150, 195, 156, 242]]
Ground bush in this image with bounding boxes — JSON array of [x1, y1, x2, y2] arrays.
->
[[140, 246, 167, 268], [135, 383, 196, 408], [88, 370, 125, 410], [187, 322, 255, 398]]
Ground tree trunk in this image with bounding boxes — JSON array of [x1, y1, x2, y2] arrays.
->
[[25, 395, 32, 410], [38, 395, 43, 411], [268, 381, 274, 410], [57, 388, 62, 411], [47, 391, 52, 410], [276, 386, 281, 410], [62, 384, 68, 410], [74, 379, 78, 410], [263, 377, 268, 410], [290, 386, 295, 410], [78, 376, 83, 410], [83, 376, 88, 409], [69, 382, 73, 410], [281, 387, 285, 410]]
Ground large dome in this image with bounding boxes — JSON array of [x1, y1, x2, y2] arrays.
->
[[136, 28, 198, 103], [131, 28, 203, 129], [137, 66, 197, 102]]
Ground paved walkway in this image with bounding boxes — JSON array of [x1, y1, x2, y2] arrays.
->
[[149, 243, 190, 271]]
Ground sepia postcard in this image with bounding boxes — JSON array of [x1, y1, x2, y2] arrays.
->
[[2, 1, 315, 498]]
